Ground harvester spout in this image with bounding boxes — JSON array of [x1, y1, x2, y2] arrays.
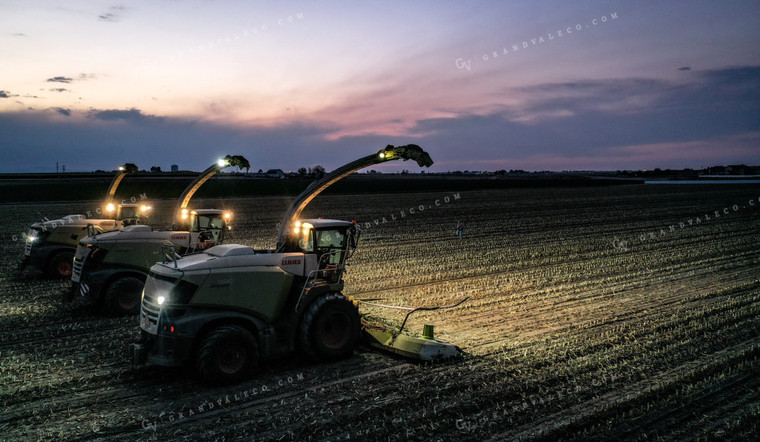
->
[[104, 163, 138, 204], [377, 144, 433, 168], [276, 144, 434, 249], [174, 155, 250, 225]]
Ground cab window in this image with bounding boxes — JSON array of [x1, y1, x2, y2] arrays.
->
[[120, 207, 138, 219], [317, 230, 345, 248], [298, 229, 314, 252], [194, 215, 223, 231], [315, 229, 347, 265]]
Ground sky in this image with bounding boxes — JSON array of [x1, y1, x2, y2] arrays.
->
[[1, 0, 759, 173]]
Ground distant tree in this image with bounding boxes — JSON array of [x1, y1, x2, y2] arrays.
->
[[495, 170, 507, 175], [150, 166, 162, 173], [298, 167, 307, 176], [311, 165, 325, 179]]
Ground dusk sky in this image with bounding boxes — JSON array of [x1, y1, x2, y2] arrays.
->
[[1, 1, 759, 173]]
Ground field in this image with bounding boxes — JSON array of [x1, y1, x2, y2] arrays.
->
[[1, 184, 759, 440]]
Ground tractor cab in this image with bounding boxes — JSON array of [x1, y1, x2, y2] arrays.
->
[[289, 219, 359, 283], [178, 209, 232, 250]]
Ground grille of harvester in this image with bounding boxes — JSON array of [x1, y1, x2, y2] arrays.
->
[[141, 292, 161, 330]]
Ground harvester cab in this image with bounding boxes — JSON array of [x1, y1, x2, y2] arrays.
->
[[177, 208, 233, 250], [133, 144, 462, 385], [68, 156, 248, 315], [20, 163, 140, 278], [286, 219, 360, 285], [170, 155, 248, 249], [106, 202, 152, 227]]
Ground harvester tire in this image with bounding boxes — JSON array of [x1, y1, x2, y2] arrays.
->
[[104, 277, 143, 316], [298, 292, 361, 361], [196, 325, 258, 385], [47, 252, 74, 279]]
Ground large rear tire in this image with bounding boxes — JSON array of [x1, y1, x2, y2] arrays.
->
[[298, 292, 361, 361], [47, 252, 74, 279], [196, 325, 258, 385], [103, 277, 144, 316]]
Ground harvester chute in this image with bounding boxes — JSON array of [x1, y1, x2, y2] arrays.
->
[[276, 144, 433, 250]]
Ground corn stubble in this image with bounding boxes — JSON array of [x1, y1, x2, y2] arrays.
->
[[0, 185, 758, 440]]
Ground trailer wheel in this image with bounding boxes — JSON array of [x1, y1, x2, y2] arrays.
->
[[47, 252, 74, 278], [298, 292, 361, 361], [197, 325, 258, 385], [104, 277, 143, 316]]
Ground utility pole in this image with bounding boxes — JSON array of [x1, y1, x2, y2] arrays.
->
[[56, 162, 59, 173]]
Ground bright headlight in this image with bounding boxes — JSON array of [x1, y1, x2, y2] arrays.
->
[[217, 159, 228, 167], [157, 296, 166, 305]]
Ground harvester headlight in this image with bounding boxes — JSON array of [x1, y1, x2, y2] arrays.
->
[[157, 295, 166, 305], [297, 222, 313, 236], [106, 203, 115, 212], [224, 212, 232, 219], [379, 152, 385, 159], [118, 166, 125, 171], [140, 205, 152, 212], [217, 159, 228, 167], [181, 209, 189, 220]]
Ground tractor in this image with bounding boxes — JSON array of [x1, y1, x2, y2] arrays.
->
[[67, 155, 250, 315], [132, 145, 462, 385], [19, 163, 148, 278]]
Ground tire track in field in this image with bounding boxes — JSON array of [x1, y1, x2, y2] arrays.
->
[[87, 361, 414, 441], [467, 279, 759, 358], [490, 339, 760, 441], [8, 354, 412, 440], [0, 321, 133, 350]]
